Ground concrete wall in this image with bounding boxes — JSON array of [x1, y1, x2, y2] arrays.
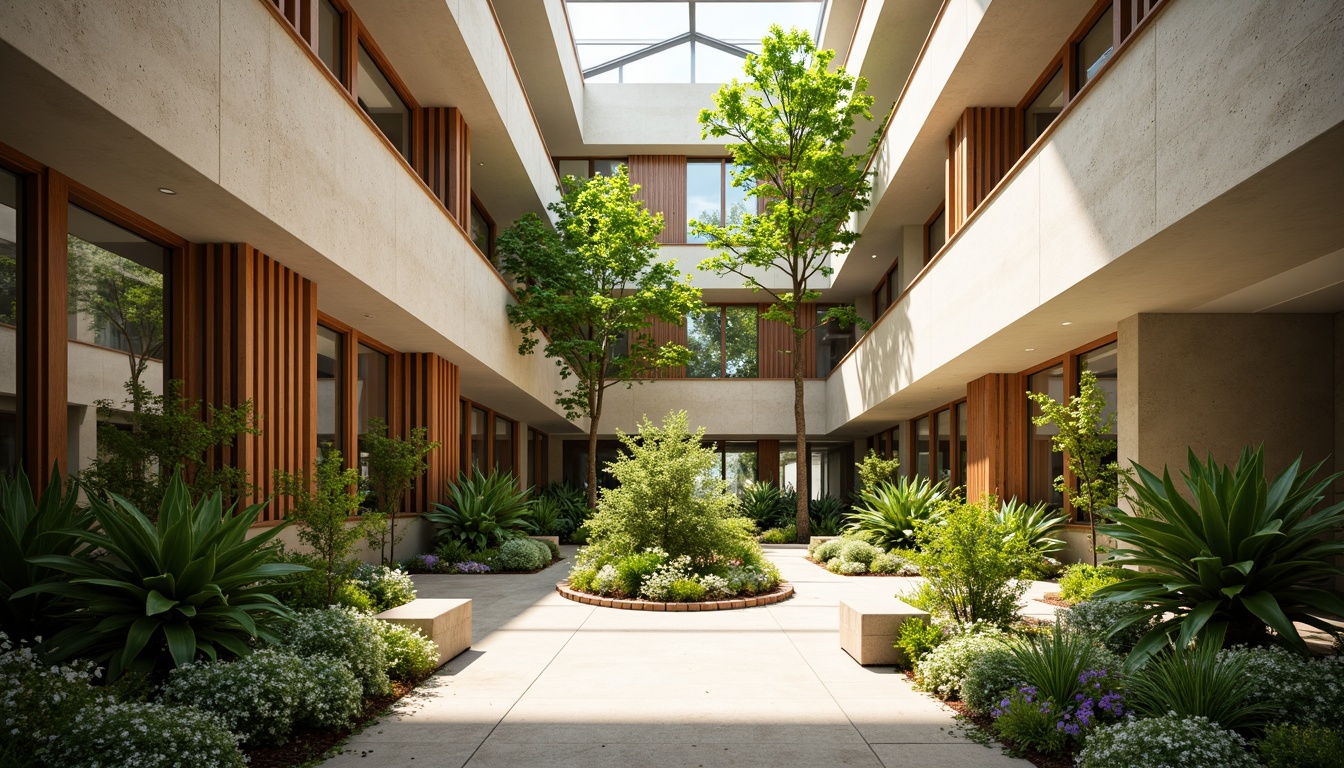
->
[[599, 378, 827, 438], [259, 515, 435, 565], [1117, 313, 1336, 484]]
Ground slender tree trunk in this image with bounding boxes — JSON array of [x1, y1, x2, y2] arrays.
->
[[793, 301, 809, 543], [587, 384, 602, 510]]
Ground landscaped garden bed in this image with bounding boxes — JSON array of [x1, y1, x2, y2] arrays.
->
[[556, 579, 793, 610]]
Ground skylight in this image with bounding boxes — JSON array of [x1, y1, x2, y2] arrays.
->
[[565, 1, 826, 84]]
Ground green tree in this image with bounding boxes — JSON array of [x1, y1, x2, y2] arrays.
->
[[857, 448, 901, 490], [695, 26, 882, 541], [361, 418, 440, 565], [79, 379, 259, 512], [1027, 368, 1120, 566], [273, 449, 368, 605], [496, 167, 704, 509]]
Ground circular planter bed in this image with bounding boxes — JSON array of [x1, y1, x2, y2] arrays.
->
[[556, 580, 793, 611]]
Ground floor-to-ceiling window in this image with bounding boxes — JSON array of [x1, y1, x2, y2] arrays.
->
[[66, 205, 168, 476], [0, 169, 20, 475], [1027, 363, 1066, 509], [316, 325, 344, 454]]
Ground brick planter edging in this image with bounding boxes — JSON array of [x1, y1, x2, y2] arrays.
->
[[556, 581, 794, 611]]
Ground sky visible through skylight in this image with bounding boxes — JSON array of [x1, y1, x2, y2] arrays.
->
[[566, 1, 824, 84]]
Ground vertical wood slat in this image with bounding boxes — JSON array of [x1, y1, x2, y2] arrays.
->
[[946, 107, 1023, 238], [22, 169, 68, 480], [647, 316, 687, 378], [392, 353, 459, 514], [628, 155, 687, 244], [173, 244, 317, 523], [757, 303, 816, 379], [412, 107, 471, 225], [965, 373, 1027, 504], [757, 439, 781, 486], [1118, 0, 1164, 43], [271, 0, 316, 48]]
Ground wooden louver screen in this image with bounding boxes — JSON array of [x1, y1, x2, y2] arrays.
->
[[270, 0, 317, 48], [1118, 0, 1165, 44], [757, 303, 816, 379], [413, 107, 471, 226], [393, 353, 459, 513], [965, 372, 1027, 504], [628, 155, 687, 244], [646, 315, 688, 378], [946, 107, 1023, 237], [172, 243, 317, 523]]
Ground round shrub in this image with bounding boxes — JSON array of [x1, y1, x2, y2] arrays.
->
[[373, 621, 439, 681], [698, 573, 731, 600], [298, 654, 363, 730], [568, 565, 597, 593], [838, 539, 881, 566], [615, 550, 667, 595], [915, 625, 1006, 699], [667, 579, 707, 602], [1077, 715, 1257, 768], [160, 648, 312, 746], [497, 538, 547, 572], [870, 551, 906, 575], [837, 560, 868, 575], [1057, 564, 1127, 604], [638, 555, 692, 601], [961, 640, 1022, 715], [724, 563, 780, 595], [47, 700, 246, 768], [0, 633, 108, 764], [1256, 724, 1344, 768], [811, 539, 843, 563], [1221, 645, 1344, 727], [282, 607, 391, 697], [1062, 598, 1155, 655], [896, 617, 946, 666], [593, 563, 621, 595], [351, 563, 417, 611], [538, 538, 561, 561]]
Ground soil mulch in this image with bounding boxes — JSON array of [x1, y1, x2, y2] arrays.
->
[[244, 679, 420, 768], [1037, 592, 1072, 608], [899, 670, 1074, 768]]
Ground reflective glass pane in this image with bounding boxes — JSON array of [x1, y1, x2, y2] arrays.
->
[[926, 208, 946, 261], [1077, 8, 1114, 87], [557, 160, 589, 180], [956, 402, 968, 490], [694, 44, 748, 83], [725, 163, 752, 226], [357, 44, 410, 159], [1025, 68, 1065, 144], [686, 160, 722, 242], [724, 305, 757, 377], [723, 442, 757, 496], [915, 417, 930, 479], [696, 2, 822, 45], [0, 170, 19, 475], [471, 202, 491, 256], [814, 308, 854, 377], [593, 159, 627, 177], [621, 41, 692, 83], [495, 416, 514, 475], [66, 206, 168, 476], [317, 326, 343, 454], [1082, 342, 1119, 501], [471, 407, 487, 471], [356, 343, 387, 435], [575, 43, 645, 70], [316, 0, 342, 77], [1028, 364, 1066, 507], [567, 2, 689, 43], [935, 409, 951, 483], [686, 308, 722, 378]]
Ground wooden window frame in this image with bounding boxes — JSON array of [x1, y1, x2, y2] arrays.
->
[[527, 426, 549, 487], [1018, 332, 1119, 524], [316, 312, 402, 478], [871, 259, 900, 321], [1018, 0, 1124, 154], [684, 157, 735, 245], [468, 193, 495, 261], [907, 398, 967, 489], [923, 203, 945, 265], [458, 397, 520, 480]]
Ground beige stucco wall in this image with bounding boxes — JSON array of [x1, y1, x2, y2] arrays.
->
[[1117, 313, 1335, 484], [599, 378, 828, 438]]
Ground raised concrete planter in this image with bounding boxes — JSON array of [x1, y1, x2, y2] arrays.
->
[[839, 595, 929, 666], [375, 598, 471, 668], [809, 536, 839, 548], [557, 581, 793, 611], [529, 535, 560, 547]]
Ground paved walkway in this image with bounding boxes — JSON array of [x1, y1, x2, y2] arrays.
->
[[322, 545, 1033, 768]]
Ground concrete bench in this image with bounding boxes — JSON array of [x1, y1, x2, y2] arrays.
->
[[839, 596, 930, 666], [375, 598, 472, 668]]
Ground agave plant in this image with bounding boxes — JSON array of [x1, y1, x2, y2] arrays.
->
[[739, 482, 784, 529], [1126, 636, 1272, 730], [524, 496, 571, 537], [17, 471, 303, 680], [427, 468, 531, 549], [0, 468, 91, 641], [537, 481, 591, 536], [997, 497, 1068, 558], [844, 476, 949, 550], [808, 495, 847, 536], [1097, 446, 1344, 663]]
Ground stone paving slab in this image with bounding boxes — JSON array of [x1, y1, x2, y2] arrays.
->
[[321, 545, 1033, 768]]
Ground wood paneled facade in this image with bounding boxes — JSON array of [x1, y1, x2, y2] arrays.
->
[[628, 155, 687, 244], [394, 353, 460, 513], [413, 107, 471, 226], [965, 372, 1028, 503], [946, 107, 1022, 238], [172, 244, 318, 522], [758, 303, 816, 379]]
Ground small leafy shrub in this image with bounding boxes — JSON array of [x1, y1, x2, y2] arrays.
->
[[962, 640, 1021, 715], [1077, 715, 1258, 768], [698, 573, 731, 599], [914, 498, 1029, 628], [454, 560, 491, 574], [615, 549, 668, 595], [273, 449, 368, 607], [593, 563, 621, 594], [427, 468, 531, 549], [275, 551, 370, 611], [1257, 724, 1344, 768], [846, 476, 948, 550], [724, 563, 780, 595], [1097, 446, 1344, 659], [568, 565, 597, 593], [524, 496, 570, 537], [869, 550, 917, 575], [915, 625, 1005, 698], [1062, 598, 1154, 654], [538, 537, 561, 560], [759, 525, 796, 544], [668, 579, 707, 602], [1221, 645, 1344, 727], [160, 648, 361, 746], [282, 607, 391, 697], [373, 620, 439, 681], [638, 554, 692, 601], [896, 617, 945, 666], [0, 632, 107, 765], [20, 472, 302, 679], [351, 563, 417, 611], [298, 654, 364, 730], [991, 685, 1069, 756], [536, 481, 591, 543], [434, 540, 472, 565], [47, 700, 246, 768], [1127, 639, 1270, 730], [497, 537, 548, 572], [857, 449, 902, 490], [838, 539, 881, 567], [837, 561, 867, 575], [402, 553, 443, 573], [1058, 564, 1127, 604], [529, 537, 556, 563], [1008, 619, 1100, 709], [810, 538, 843, 563]]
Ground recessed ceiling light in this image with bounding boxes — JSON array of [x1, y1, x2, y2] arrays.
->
[[871, 254, 878, 259], [1061, 321, 1073, 326], [363, 313, 374, 319], [1025, 348, 1035, 352], [158, 187, 176, 195]]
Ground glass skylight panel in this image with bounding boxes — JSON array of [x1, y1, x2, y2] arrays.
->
[[575, 43, 645, 70], [695, 45, 749, 83], [567, 2, 689, 43], [622, 42, 692, 83], [696, 2, 822, 46]]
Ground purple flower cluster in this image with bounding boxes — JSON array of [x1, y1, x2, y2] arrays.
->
[[421, 554, 441, 568], [454, 561, 491, 574], [1056, 669, 1128, 737], [991, 685, 1050, 719]]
